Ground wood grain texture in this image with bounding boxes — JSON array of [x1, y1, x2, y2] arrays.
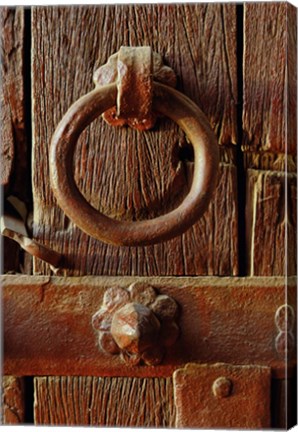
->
[[243, 3, 297, 157], [246, 169, 296, 276], [243, 3, 297, 412], [1, 376, 25, 424], [34, 376, 175, 426], [3, 274, 295, 379], [32, 5, 238, 276], [0, 7, 28, 196], [1, 8, 30, 274], [244, 6, 297, 280], [287, 4, 297, 160]]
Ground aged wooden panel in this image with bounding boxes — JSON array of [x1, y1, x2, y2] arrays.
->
[[32, 5, 238, 276], [173, 363, 271, 428], [0, 7, 29, 196], [243, 4, 297, 280], [1, 376, 25, 424], [3, 275, 295, 378], [34, 376, 175, 426], [243, 3, 296, 158], [246, 170, 296, 276], [0, 7, 30, 274], [243, 8, 297, 377], [287, 3, 297, 161]]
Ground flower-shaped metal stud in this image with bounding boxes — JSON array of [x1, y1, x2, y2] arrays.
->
[[92, 282, 180, 366]]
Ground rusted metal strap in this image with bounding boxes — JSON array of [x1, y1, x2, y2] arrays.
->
[[117, 46, 153, 123], [1, 197, 63, 270], [3, 275, 296, 379], [93, 46, 176, 130]]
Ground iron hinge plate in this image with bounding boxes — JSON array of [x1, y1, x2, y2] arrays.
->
[[173, 362, 271, 428]]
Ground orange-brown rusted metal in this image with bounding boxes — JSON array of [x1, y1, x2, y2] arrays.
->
[[212, 376, 233, 398], [1, 211, 63, 270], [3, 275, 296, 379], [49, 47, 219, 246], [173, 363, 271, 428], [93, 46, 177, 130], [92, 282, 180, 366]]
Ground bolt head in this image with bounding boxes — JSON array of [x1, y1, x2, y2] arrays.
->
[[212, 377, 232, 398], [111, 302, 160, 354]]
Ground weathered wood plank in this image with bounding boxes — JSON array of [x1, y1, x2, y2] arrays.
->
[[3, 275, 295, 378], [0, 8, 30, 274], [1, 376, 25, 424], [0, 7, 28, 196], [32, 5, 238, 276], [246, 170, 296, 276], [34, 376, 175, 426], [287, 3, 297, 161], [243, 3, 296, 158]]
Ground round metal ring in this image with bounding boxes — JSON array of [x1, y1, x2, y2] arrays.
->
[[50, 82, 219, 246]]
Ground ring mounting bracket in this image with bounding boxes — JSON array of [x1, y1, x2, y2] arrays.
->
[[93, 46, 177, 130]]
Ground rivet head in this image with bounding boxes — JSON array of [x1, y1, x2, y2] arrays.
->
[[212, 377, 232, 398]]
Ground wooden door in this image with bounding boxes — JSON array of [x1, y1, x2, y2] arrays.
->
[[1, 3, 296, 428]]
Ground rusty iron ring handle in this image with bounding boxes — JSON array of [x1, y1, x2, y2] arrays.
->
[[50, 82, 219, 246]]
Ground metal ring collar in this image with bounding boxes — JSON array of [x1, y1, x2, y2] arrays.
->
[[50, 82, 219, 246]]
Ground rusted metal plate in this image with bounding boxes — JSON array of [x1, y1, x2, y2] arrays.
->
[[2, 275, 296, 378], [173, 362, 271, 428]]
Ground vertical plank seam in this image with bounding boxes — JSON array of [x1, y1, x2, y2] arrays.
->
[[250, 175, 258, 276], [236, 4, 246, 275]]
